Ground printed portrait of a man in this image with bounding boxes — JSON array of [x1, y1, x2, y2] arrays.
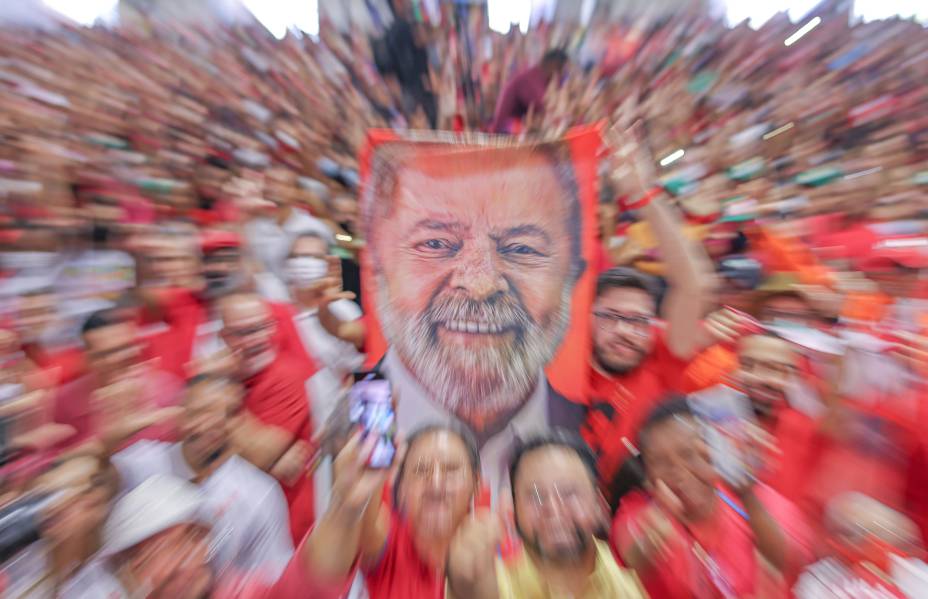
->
[[360, 130, 599, 492]]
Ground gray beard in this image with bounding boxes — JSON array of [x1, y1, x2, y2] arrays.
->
[[377, 278, 573, 425]]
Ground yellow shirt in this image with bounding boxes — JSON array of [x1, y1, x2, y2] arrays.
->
[[626, 221, 707, 276], [495, 539, 647, 599]]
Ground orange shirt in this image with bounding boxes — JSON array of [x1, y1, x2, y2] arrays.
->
[[682, 344, 738, 393]]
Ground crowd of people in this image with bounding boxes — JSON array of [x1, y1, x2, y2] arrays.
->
[[2, 0, 928, 597]]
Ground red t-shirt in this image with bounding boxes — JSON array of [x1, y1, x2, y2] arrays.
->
[[364, 511, 445, 599], [244, 354, 315, 544], [22, 343, 86, 385], [142, 288, 316, 381], [757, 406, 819, 504], [611, 486, 812, 599], [583, 332, 691, 487], [52, 367, 183, 450]]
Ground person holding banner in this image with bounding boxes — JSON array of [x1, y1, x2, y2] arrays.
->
[[362, 133, 594, 497]]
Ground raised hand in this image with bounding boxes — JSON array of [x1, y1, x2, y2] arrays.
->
[[330, 431, 396, 518], [447, 509, 503, 598]]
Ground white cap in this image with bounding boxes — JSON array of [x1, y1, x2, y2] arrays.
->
[[102, 475, 206, 557]]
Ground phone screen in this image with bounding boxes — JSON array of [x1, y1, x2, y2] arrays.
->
[[349, 372, 396, 469]]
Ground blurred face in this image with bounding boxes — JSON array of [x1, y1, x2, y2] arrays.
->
[[35, 457, 111, 546], [758, 294, 813, 327], [202, 247, 242, 299], [148, 235, 199, 287], [83, 322, 141, 383], [16, 292, 55, 343], [332, 196, 358, 228], [642, 417, 717, 520], [736, 335, 797, 420], [372, 150, 578, 424], [220, 297, 276, 377], [592, 286, 656, 375], [182, 381, 237, 469], [265, 167, 297, 209], [397, 431, 477, 540], [122, 524, 212, 599], [290, 235, 328, 260], [513, 447, 605, 563]]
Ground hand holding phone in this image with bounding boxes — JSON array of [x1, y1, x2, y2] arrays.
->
[[349, 372, 397, 469]]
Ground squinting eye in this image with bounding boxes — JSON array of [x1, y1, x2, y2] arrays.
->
[[501, 243, 543, 256], [417, 239, 453, 251]]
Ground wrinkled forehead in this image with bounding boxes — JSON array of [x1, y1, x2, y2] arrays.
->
[[221, 297, 270, 324], [514, 446, 591, 492], [405, 430, 470, 465], [394, 148, 568, 207]]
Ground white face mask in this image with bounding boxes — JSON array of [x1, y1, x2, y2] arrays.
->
[[286, 256, 328, 287]]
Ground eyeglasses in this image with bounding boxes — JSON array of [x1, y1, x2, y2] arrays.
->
[[225, 321, 274, 339], [592, 311, 653, 336], [411, 459, 468, 486], [527, 483, 588, 512]]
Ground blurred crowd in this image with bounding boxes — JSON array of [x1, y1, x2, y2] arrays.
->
[[2, 0, 928, 597]]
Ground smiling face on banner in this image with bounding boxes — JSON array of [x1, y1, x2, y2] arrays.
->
[[362, 130, 597, 433]]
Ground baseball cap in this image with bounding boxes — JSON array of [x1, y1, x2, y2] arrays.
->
[[102, 475, 206, 557], [200, 230, 241, 254]]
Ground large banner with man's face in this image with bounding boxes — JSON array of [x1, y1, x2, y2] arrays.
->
[[359, 127, 600, 486]]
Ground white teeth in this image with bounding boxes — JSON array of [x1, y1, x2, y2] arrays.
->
[[443, 321, 504, 334]]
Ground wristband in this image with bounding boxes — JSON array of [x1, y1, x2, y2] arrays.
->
[[621, 186, 664, 211]]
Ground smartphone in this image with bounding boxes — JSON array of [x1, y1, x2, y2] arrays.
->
[[349, 372, 396, 469]]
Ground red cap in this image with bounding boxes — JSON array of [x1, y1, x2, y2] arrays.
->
[[200, 230, 241, 253]]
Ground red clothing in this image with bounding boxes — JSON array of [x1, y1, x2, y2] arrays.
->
[[22, 343, 86, 385], [491, 65, 550, 133], [216, 534, 351, 599], [749, 405, 819, 504], [583, 332, 690, 488], [611, 486, 812, 599], [143, 287, 316, 380], [51, 367, 182, 450], [244, 354, 315, 544], [802, 395, 924, 524], [364, 511, 445, 599]]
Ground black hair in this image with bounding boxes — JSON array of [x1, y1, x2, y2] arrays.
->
[[595, 267, 657, 300], [80, 308, 128, 338], [393, 423, 481, 506], [636, 395, 694, 458], [542, 48, 569, 67], [508, 429, 598, 498]]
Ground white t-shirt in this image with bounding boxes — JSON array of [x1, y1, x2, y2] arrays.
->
[[59, 558, 127, 599], [295, 299, 365, 424], [111, 441, 293, 583]]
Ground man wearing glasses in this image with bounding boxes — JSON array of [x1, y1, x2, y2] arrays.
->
[[584, 189, 716, 504], [448, 430, 646, 598], [219, 293, 316, 543]]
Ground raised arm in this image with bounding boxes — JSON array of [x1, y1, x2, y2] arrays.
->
[[612, 126, 717, 359]]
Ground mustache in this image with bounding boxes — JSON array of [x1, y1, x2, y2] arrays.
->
[[426, 291, 535, 334]]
